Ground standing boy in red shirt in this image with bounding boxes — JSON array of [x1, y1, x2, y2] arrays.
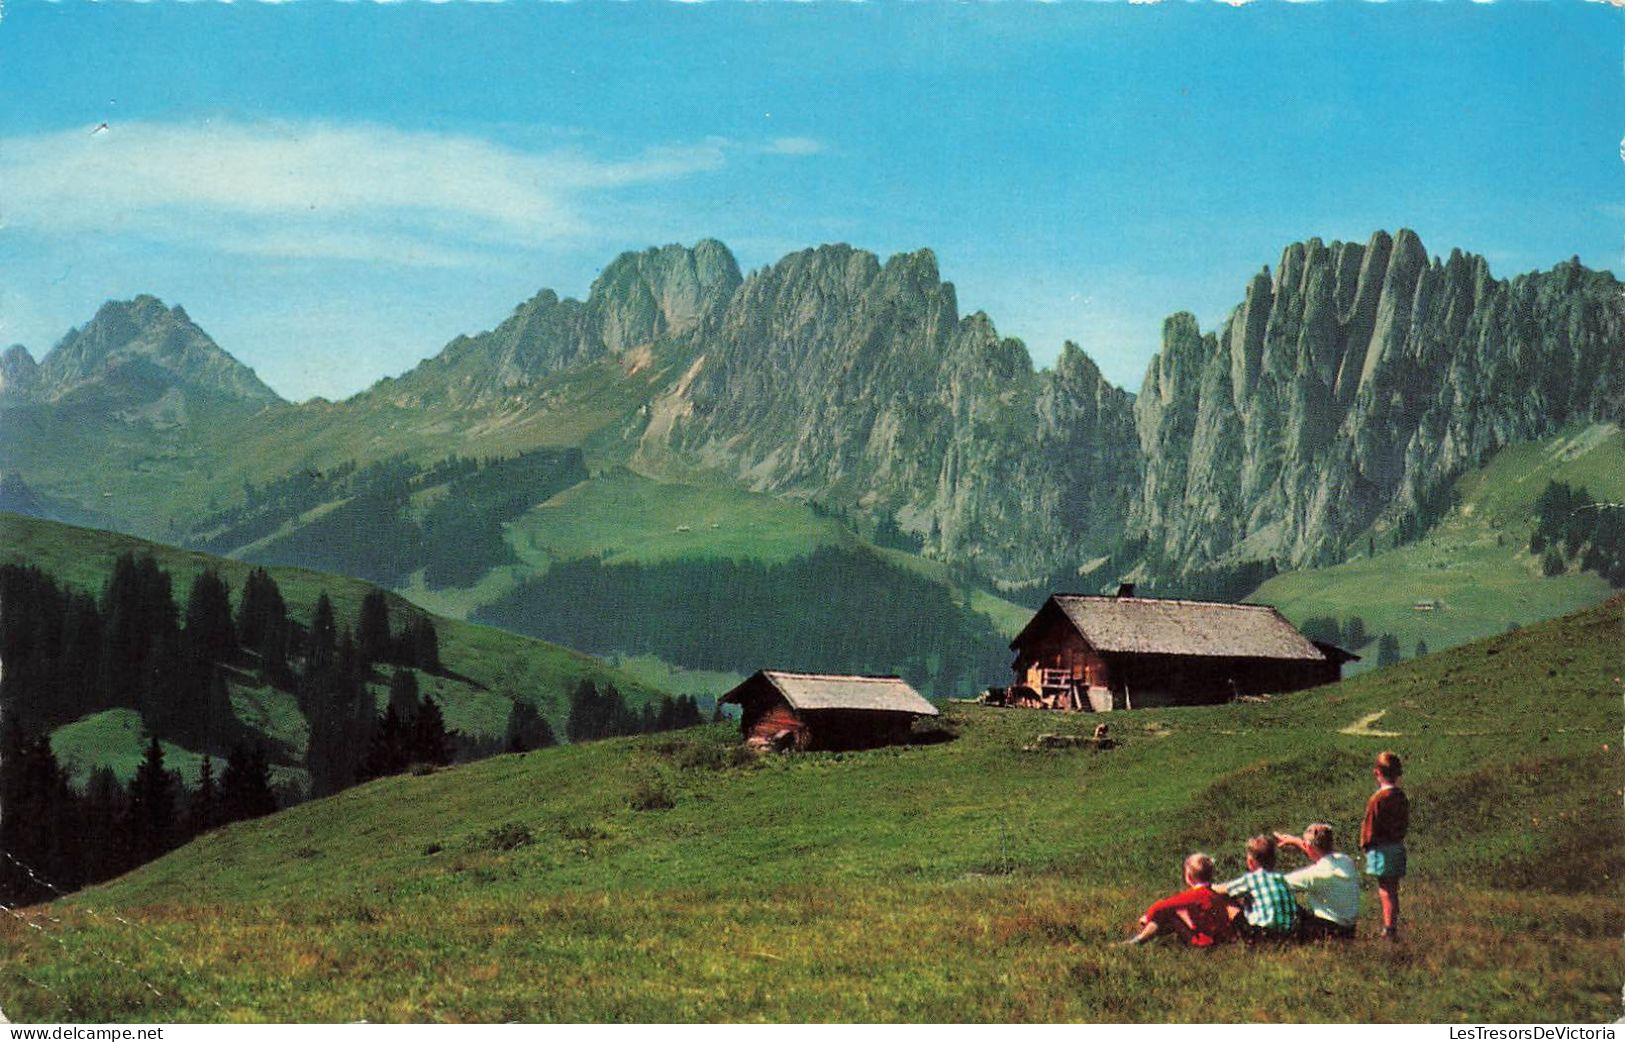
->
[[1123, 852, 1238, 946], [1361, 750, 1410, 941]]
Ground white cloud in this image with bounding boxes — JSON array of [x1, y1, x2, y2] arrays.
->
[[0, 120, 770, 268]]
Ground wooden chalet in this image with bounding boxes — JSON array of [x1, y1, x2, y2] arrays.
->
[[720, 671, 939, 751], [1002, 588, 1356, 711]]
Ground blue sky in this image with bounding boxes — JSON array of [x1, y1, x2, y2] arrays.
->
[[2, 1, 1619, 402]]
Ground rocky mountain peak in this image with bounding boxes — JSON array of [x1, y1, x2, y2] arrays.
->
[[586, 240, 743, 354], [1131, 229, 1624, 575], [38, 296, 282, 405], [0, 345, 40, 398]]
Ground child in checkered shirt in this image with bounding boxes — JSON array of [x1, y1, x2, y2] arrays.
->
[[1215, 834, 1298, 940]]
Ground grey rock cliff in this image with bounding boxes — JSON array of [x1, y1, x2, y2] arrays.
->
[[377, 240, 741, 407], [637, 244, 1141, 578], [1130, 231, 1624, 573]]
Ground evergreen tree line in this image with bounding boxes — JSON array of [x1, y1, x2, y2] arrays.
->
[[352, 665, 457, 782], [185, 459, 360, 552], [186, 449, 587, 590], [1297, 616, 1419, 667], [1, 554, 443, 802], [0, 558, 441, 758], [1529, 480, 1625, 586], [0, 722, 276, 905], [1390, 479, 1461, 550], [473, 546, 1009, 696], [2, 558, 241, 753], [1, 552, 698, 902], [563, 680, 703, 744], [1297, 614, 1369, 651], [418, 448, 587, 589], [290, 589, 443, 797], [0, 556, 449, 899]]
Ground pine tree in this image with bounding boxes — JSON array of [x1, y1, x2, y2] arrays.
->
[[306, 593, 338, 680], [101, 554, 181, 716], [306, 627, 373, 797], [81, 766, 130, 883], [1376, 633, 1402, 668], [128, 736, 178, 862], [358, 591, 392, 666], [220, 743, 277, 823], [411, 694, 452, 766], [566, 679, 598, 743], [189, 754, 220, 834], [237, 568, 290, 681], [602, 684, 632, 737], [183, 569, 236, 664], [410, 617, 441, 674], [363, 705, 410, 778], [503, 700, 557, 753], [0, 718, 84, 903], [387, 667, 420, 719], [1415, 639, 1430, 658], [62, 590, 106, 721]]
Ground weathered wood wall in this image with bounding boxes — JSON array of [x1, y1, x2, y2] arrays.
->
[[744, 701, 809, 750], [1104, 653, 1336, 709]]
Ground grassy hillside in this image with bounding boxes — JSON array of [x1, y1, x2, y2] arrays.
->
[[405, 469, 1030, 697], [2, 344, 681, 541], [2, 597, 1617, 1022], [1257, 422, 1623, 668], [510, 467, 850, 568], [0, 513, 666, 767]]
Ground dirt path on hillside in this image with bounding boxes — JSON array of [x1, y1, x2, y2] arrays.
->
[[1339, 710, 1402, 737]]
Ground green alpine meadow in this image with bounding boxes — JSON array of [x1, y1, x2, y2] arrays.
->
[[2, 2, 1620, 1026], [1, 597, 1618, 1021]]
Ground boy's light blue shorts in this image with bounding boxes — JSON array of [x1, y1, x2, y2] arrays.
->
[[1364, 843, 1407, 880]]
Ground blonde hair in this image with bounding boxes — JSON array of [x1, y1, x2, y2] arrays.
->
[[1184, 852, 1215, 884], [1303, 823, 1335, 853], [1375, 751, 1403, 782], [1246, 834, 1278, 870]]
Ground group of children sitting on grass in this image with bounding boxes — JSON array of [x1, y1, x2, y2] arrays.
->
[[1125, 751, 1410, 947]]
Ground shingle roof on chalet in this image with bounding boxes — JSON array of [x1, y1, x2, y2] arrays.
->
[[721, 671, 940, 716], [1016, 595, 1326, 662]]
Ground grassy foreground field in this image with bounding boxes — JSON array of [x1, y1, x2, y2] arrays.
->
[[1, 598, 1619, 1022]]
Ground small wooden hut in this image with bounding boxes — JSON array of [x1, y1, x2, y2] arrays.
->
[[719, 671, 939, 751], [1003, 591, 1355, 711]]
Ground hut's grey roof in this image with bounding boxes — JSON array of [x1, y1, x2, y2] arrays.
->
[[1021, 596, 1326, 662], [722, 671, 939, 716], [1311, 640, 1362, 664]]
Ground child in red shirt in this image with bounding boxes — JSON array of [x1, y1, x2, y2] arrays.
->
[[1124, 852, 1238, 946], [1361, 750, 1410, 941]]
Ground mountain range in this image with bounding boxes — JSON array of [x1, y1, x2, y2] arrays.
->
[[2, 230, 1619, 593]]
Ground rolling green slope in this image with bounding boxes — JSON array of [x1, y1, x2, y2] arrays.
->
[[0, 513, 666, 768], [404, 468, 1031, 697], [3, 597, 1617, 1022], [5, 342, 686, 546], [1256, 423, 1623, 668]]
